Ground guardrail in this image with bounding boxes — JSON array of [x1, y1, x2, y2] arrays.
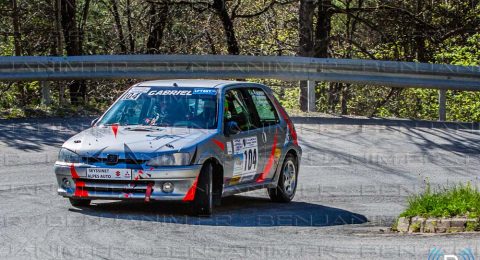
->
[[0, 55, 479, 119]]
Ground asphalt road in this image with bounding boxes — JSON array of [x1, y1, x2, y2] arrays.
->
[[0, 116, 479, 259]]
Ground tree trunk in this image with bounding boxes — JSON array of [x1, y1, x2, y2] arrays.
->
[[298, 0, 315, 112], [315, 0, 333, 111], [11, 0, 26, 106], [126, 0, 135, 53], [11, 0, 21, 56], [339, 0, 360, 115], [110, 0, 127, 54], [212, 0, 240, 55], [79, 0, 90, 55], [54, 0, 65, 105], [313, 0, 332, 58], [414, 0, 427, 62], [146, 3, 169, 54], [60, 0, 86, 104]]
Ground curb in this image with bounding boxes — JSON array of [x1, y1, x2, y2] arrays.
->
[[395, 216, 480, 233]]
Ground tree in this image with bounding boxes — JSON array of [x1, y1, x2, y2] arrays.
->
[[60, 0, 90, 104], [146, 2, 169, 54], [298, 0, 333, 112], [109, 0, 127, 54], [212, 0, 240, 55]]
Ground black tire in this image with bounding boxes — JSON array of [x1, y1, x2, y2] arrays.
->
[[191, 162, 213, 216], [69, 198, 91, 207], [268, 154, 298, 203]]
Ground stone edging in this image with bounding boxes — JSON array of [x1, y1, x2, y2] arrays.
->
[[395, 216, 480, 233]]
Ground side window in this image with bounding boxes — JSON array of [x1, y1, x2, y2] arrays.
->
[[247, 88, 279, 127], [224, 89, 254, 131]]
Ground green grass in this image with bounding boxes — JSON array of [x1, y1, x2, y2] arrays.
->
[[400, 183, 480, 218]]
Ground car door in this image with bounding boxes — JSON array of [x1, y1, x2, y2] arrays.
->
[[242, 87, 284, 183], [222, 88, 263, 187]]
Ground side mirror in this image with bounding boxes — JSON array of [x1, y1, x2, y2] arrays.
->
[[225, 121, 241, 136], [91, 117, 99, 127]]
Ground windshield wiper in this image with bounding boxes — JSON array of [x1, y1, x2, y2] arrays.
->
[[124, 125, 163, 131]]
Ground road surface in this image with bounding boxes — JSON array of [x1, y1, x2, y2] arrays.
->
[[0, 116, 479, 259]]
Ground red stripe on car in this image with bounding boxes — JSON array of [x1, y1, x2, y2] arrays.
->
[[70, 163, 79, 179], [273, 98, 298, 145], [111, 124, 119, 138], [182, 175, 199, 202], [145, 183, 154, 202], [256, 130, 278, 183], [70, 164, 88, 197], [212, 139, 225, 151], [74, 180, 88, 197]]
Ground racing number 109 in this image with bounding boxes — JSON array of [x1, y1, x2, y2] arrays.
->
[[243, 148, 257, 171]]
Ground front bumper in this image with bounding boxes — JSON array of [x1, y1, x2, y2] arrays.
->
[[54, 162, 201, 201]]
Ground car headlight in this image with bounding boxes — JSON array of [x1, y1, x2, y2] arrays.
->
[[58, 148, 83, 163], [146, 153, 191, 166]]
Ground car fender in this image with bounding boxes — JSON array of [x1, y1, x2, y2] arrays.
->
[[269, 143, 302, 188], [193, 134, 226, 168]]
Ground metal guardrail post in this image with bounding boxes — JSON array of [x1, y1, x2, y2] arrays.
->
[[307, 80, 315, 112], [40, 81, 52, 105], [438, 89, 446, 121]]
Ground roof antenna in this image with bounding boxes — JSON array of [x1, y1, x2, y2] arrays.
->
[[173, 83, 178, 87]]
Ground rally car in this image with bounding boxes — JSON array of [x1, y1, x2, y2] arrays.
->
[[54, 80, 302, 215]]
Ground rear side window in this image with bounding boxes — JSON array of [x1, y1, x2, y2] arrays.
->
[[247, 88, 279, 127]]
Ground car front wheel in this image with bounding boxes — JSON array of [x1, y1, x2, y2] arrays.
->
[[268, 154, 297, 202], [191, 162, 213, 216]]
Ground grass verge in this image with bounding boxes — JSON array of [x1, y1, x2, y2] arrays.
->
[[399, 182, 480, 219]]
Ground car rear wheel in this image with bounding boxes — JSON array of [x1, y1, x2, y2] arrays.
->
[[268, 154, 297, 202], [69, 198, 91, 207], [191, 162, 213, 216]]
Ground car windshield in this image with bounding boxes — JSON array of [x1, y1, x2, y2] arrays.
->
[[98, 86, 218, 129]]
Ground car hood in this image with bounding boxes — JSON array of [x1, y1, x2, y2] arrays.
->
[[63, 125, 217, 158]]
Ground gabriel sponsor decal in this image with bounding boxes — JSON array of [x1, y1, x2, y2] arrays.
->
[[148, 90, 193, 96]]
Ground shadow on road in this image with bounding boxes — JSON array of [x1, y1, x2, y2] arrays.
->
[[0, 117, 92, 151], [69, 195, 368, 227]]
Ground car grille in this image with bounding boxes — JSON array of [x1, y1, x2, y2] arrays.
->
[[78, 179, 153, 198], [83, 157, 147, 165]]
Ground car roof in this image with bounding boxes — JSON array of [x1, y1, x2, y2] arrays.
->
[[136, 79, 244, 88]]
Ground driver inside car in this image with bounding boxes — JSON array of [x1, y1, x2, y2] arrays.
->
[[145, 99, 172, 125]]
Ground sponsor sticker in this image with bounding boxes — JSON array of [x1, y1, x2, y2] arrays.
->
[[129, 87, 151, 93], [192, 88, 217, 95], [86, 168, 132, 180], [232, 136, 258, 178], [148, 90, 193, 96], [121, 87, 151, 100], [226, 141, 233, 155], [122, 92, 143, 100]]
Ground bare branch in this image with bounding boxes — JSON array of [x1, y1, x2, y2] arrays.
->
[[231, 0, 241, 18], [234, 0, 296, 19]]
